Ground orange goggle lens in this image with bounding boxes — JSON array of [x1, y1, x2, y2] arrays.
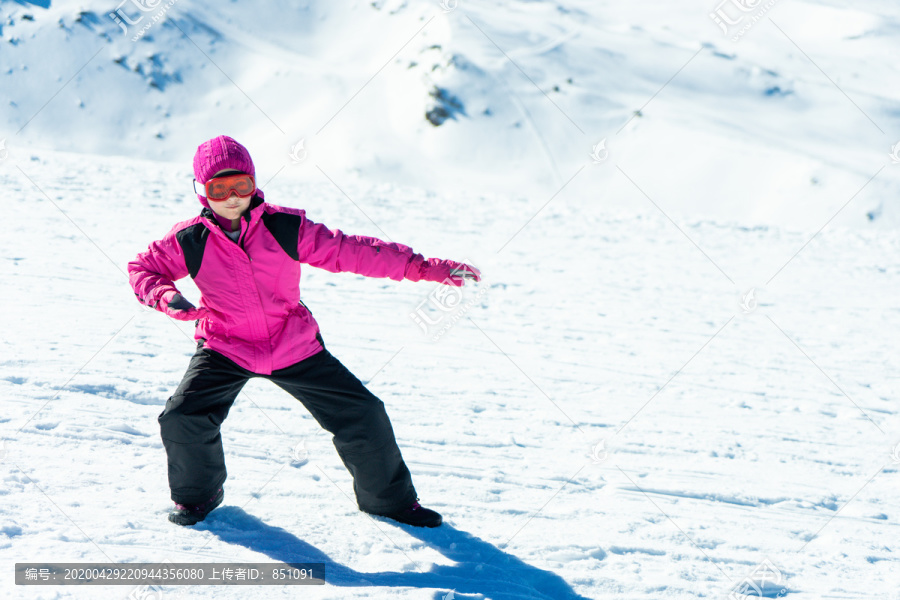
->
[[205, 174, 256, 201]]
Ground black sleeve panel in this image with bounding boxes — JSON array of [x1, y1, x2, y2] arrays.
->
[[261, 211, 302, 261], [174, 223, 210, 279]]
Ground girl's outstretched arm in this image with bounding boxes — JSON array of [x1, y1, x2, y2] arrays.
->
[[296, 215, 480, 286]]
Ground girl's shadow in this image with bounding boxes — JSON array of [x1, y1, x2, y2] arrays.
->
[[197, 506, 593, 600]]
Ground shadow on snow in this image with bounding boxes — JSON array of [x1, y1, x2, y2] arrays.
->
[[196, 506, 593, 600]]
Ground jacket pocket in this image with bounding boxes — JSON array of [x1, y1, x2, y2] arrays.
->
[[199, 311, 231, 343]]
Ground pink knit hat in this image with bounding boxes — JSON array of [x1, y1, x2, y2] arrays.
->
[[192, 135, 264, 206]]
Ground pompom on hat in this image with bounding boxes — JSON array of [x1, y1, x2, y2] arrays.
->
[[192, 135, 264, 206]]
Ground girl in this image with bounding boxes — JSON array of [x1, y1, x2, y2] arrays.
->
[[128, 135, 480, 527]]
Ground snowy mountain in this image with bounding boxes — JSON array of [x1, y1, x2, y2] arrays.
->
[[1, 1, 899, 599], [1, 0, 898, 224]]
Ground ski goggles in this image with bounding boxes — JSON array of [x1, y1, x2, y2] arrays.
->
[[193, 174, 256, 201]]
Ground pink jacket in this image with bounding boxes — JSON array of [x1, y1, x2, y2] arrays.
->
[[128, 197, 465, 374]]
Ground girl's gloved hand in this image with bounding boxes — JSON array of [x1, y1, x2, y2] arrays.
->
[[448, 264, 482, 286], [161, 291, 208, 321], [407, 257, 482, 287]]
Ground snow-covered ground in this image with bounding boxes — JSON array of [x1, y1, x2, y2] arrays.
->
[[1, 1, 899, 599]]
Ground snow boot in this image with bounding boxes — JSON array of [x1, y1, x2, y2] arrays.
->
[[369, 501, 442, 528], [168, 488, 224, 526]]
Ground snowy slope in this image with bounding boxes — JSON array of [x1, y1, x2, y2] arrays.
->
[[2, 147, 899, 600], [2, 0, 900, 599]]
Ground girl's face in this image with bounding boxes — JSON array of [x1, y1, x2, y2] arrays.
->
[[207, 169, 253, 224]]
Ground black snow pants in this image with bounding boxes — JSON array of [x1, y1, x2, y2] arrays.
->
[[158, 343, 418, 514]]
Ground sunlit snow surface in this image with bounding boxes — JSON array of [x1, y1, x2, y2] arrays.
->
[[1, 1, 899, 599]]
